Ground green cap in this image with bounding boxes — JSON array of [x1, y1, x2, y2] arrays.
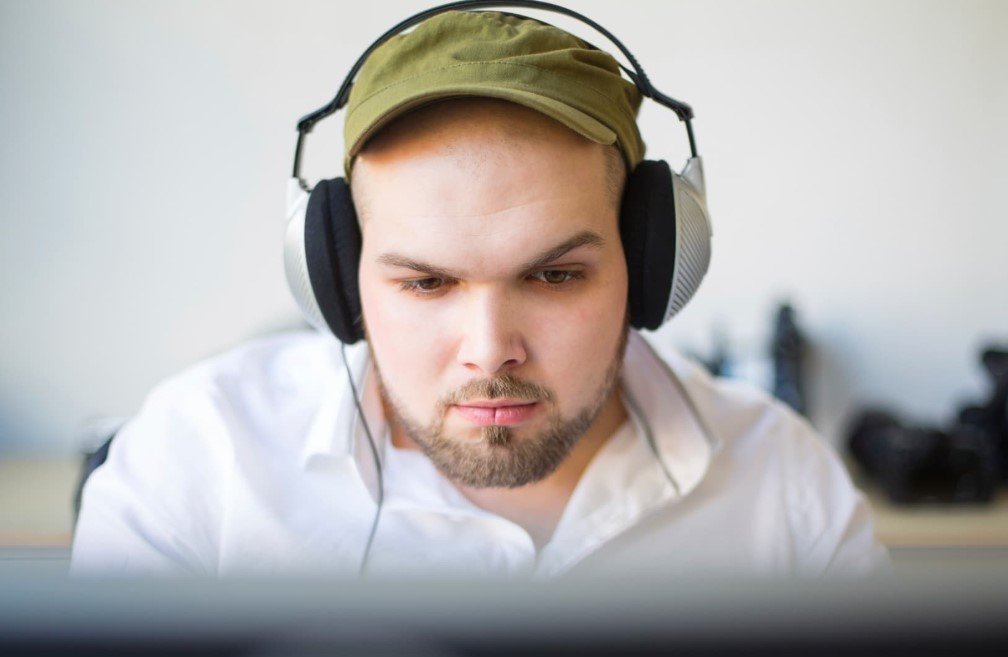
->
[[343, 9, 646, 177]]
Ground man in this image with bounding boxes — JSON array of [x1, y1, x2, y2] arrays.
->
[[72, 9, 890, 578]]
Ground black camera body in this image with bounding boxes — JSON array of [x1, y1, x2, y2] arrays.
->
[[848, 348, 1007, 505]]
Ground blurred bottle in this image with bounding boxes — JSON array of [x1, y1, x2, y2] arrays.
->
[[770, 303, 808, 416]]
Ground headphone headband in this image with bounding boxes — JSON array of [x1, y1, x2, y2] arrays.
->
[[292, 0, 696, 185]]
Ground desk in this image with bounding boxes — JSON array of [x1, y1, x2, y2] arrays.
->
[[863, 485, 1008, 575], [0, 459, 76, 575]]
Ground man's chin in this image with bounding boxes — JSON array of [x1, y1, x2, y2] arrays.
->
[[443, 411, 550, 444], [408, 410, 588, 488], [436, 422, 514, 450]]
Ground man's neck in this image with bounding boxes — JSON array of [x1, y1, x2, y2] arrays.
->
[[389, 389, 628, 551]]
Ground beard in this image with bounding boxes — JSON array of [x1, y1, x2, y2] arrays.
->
[[372, 321, 630, 489]]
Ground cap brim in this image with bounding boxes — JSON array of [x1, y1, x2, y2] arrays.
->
[[345, 84, 617, 171]]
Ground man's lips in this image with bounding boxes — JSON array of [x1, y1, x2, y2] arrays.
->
[[452, 401, 540, 426], [457, 398, 535, 408]]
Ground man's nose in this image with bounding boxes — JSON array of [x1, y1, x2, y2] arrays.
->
[[456, 288, 527, 376]]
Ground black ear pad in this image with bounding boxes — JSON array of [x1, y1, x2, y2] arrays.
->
[[304, 178, 365, 343], [619, 160, 678, 330]]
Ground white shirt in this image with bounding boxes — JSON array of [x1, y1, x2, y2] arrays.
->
[[71, 329, 891, 578]]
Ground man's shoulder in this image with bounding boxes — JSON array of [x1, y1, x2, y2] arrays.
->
[[113, 329, 346, 462], [637, 328, 836, 469], [74, 329, 348, 575], [636, 329, 889, 576], [152, 328, 338, 401]]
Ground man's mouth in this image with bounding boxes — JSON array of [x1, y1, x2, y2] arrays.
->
[[452, 400, 540, 426]]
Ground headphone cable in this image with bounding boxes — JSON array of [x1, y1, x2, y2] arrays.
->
[[340, 342, 384, 576]]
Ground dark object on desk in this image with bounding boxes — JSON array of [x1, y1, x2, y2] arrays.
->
[[957, 348, 1008, 482], [771, 302, 807, 416], [847, 345, 1007, 504], [699, 301, 811, 418], [848, 411, 999, 504]]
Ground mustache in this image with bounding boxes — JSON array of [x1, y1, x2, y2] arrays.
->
[[439, 374, 554, 408]]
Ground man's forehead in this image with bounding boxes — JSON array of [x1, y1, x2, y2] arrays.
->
[[348, 100, 623, 277], [355, 153, 612, 245], [349, 99, 613, 218]]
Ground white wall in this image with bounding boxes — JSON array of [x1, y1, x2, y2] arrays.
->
[[1, 0, 1005, 455]]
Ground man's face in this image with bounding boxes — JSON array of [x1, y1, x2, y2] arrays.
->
[[355, 102, 629, 488]]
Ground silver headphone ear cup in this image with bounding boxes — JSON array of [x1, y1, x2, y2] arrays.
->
[[665, 157, 713, 322], [283, 192, 329, 332]]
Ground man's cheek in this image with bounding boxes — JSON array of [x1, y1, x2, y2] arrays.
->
[[540, 302, 620, 391], [374, 298, 447, 409], [366, 288, 421, 342]]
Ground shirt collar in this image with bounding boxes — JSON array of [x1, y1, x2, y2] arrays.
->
[[300, 338, 385, 467], [620, 330, 721, 499]]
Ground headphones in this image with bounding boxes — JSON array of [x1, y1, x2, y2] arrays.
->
[[284, 0, 713, 345]]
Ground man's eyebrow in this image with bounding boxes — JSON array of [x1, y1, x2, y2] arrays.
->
[[375, 230, 606, 279], [375, 254, 461, 280], [518, 230, 605, 272]]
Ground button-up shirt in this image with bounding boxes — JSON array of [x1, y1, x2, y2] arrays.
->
[[71, 329, 890, 578]]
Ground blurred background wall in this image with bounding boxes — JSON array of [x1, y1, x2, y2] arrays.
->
[[1, 0, 1005, 456]]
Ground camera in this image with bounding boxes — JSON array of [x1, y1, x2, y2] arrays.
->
[[847, 347, 1007, 504]]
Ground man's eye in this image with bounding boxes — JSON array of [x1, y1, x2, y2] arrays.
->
[[533, 270, 582, 285], [399, 277, 446, 294]]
